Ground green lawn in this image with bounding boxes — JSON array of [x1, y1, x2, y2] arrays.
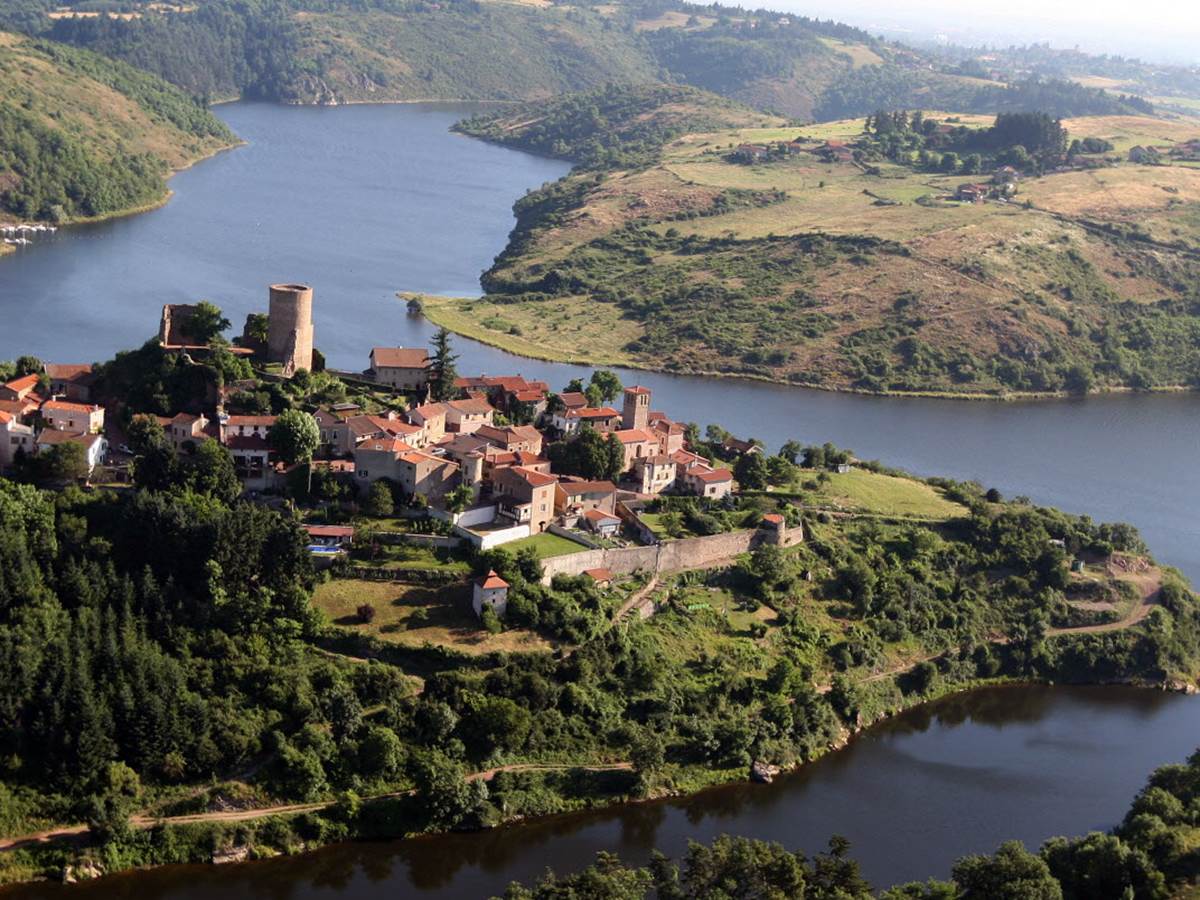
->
[[804, 469, 967, 520], [506, 531, 589, 558]]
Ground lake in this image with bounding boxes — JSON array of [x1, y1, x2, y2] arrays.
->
[[7, 686, 1199, 897], [0, 102, 1196, 584]]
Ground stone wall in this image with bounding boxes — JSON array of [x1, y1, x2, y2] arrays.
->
[[538, 525, 802, 585]]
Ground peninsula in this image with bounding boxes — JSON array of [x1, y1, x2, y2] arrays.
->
[[0, 293, 1195, 886]]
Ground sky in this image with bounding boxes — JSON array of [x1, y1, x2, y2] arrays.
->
[[766, 0, 1200, 64]]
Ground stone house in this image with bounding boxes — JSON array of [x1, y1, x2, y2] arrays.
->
[[554, 480, 617, 519], [445, 398, 495, 434], [407, 402, 448, 443], [41, 400, 104, 435], [554, 406, 622, 435], [0, 374, 40, 403], [475, 423, 543, 456], [353, 439, 459, 503], [493, 465, 558, 533], [473, 570, 509, 618], [0, 410, 35, 468], [45, 364, 95, 402], [582, 508, 621, 537], [613, 428, 660, 474], [369, 347, 430, 391], [166, 412, 210, 452], [635, 454, 677, 494], [220, 414, 276, 443]]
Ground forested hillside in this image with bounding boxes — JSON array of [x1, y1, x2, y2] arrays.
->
[[0, 32, 234, 222]]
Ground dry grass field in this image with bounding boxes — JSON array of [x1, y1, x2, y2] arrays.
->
[[313, 578, 556, 655]]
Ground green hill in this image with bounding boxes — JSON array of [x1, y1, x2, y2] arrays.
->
[[0, 31, 235, 225], [426, 88, 1200, 397]]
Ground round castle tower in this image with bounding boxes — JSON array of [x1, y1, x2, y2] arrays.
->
[[267, 283, 314, 375]]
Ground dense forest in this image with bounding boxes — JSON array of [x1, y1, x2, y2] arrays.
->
[[0, 34, 234, 221], [500, 743, 1200, 899]]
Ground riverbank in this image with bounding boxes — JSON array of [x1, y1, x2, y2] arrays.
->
[[1, 667, 1191, 890], [410, 292, 1197, 403]]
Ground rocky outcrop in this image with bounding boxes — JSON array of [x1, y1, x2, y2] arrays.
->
[[750, 760, 780, 784], [212, 845, 252, 865]]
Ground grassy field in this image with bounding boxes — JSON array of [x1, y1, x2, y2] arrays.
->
[[313, 578, 555, 655], [505, 531, 589, 559], [799, 469, 968, 520]]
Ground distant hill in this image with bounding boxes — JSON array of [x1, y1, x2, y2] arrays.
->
[[3, 0, 1162, 122], [427, 88, 1200, 397], [0, 31, 235, 223]]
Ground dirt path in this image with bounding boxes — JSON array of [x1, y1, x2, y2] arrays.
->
[[0, 762, 633, 853], [1048, 557, 1162, 636]]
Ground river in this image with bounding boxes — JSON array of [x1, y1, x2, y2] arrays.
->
[[1, 101, 1200, 895], [6, 686, 1200, 897]]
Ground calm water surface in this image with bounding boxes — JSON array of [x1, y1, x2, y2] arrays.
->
[[6, 686, 1199, 897], [2, 103, 1200, 897]]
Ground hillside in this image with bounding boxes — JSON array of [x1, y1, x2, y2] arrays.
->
[[0, 31, 235, 226], [427, 91, 1200, 397]]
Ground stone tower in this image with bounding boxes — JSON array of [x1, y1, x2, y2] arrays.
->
[[267, 283, 314, 376], [622, 385, 651, 431]]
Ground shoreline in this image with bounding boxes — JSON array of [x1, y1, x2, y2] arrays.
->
[[407, 292, 1197, 404], [1, 674, 1188, 888], [0, 135, 242, 234]]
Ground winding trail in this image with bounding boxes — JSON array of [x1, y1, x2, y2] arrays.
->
[[0, 763, 633, 853]]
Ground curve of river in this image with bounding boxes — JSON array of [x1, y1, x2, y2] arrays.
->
[[2, 102, 1200, 896], [5, 686, 1200, 897]]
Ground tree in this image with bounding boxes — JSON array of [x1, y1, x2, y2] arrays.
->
[[734, 453, 768, 490], [952, 841, 1063, 900], [779, 439, 803, 464], [589, 370, 623, 403], [410, 749, 482, 829], [14, 355, 42, 377], [365, 480, 394, 517], [269, 409, 319, 467], [356, 603, 376, 624], [40, 442, 91, 484], [188, 301, 231, 345], [188, 440, 240, 504], [428, 327, 460, 401], [605, 432, 627, 480], [243, 312, 269, 345], [445, 483, 474, 514], [86, 762, 141, 845]]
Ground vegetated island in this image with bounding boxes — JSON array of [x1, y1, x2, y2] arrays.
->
[[0, 332, 1197, 887], [422, 82, 1200, 398], [0, 30, 236, 239]]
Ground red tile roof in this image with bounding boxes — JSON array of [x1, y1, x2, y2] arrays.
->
[[447, 398, 494, 415], [45, 364, 93, 381], [692, 467, 732, 483], [624, 385, 652, 395], [225, 415, 277, 427], [477, 569, 509, 590], [304, 524, 355, 539], [584, 568, 614, 582], [225, 434, 270, 452], [510, 466, 557, 488], [2, 374, 39, 395], [371, 347, 430, 369], [567, 406, 619, 419], [559, 392, 588, 409], [42, 399, 100, 415], [761, 513, 785, 525], [583, 508, 619, 524], [614, 428, 658, 444], [559, 480, 616, 496]]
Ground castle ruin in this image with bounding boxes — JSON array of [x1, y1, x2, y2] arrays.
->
[[266, 283, 314, 376]]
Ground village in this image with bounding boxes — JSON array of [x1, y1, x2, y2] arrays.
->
[[0, 282, 811, 632]]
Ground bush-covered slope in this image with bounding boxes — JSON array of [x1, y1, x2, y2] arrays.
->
[[0, 32, 235, 222], [455, 82, 778, 168]]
